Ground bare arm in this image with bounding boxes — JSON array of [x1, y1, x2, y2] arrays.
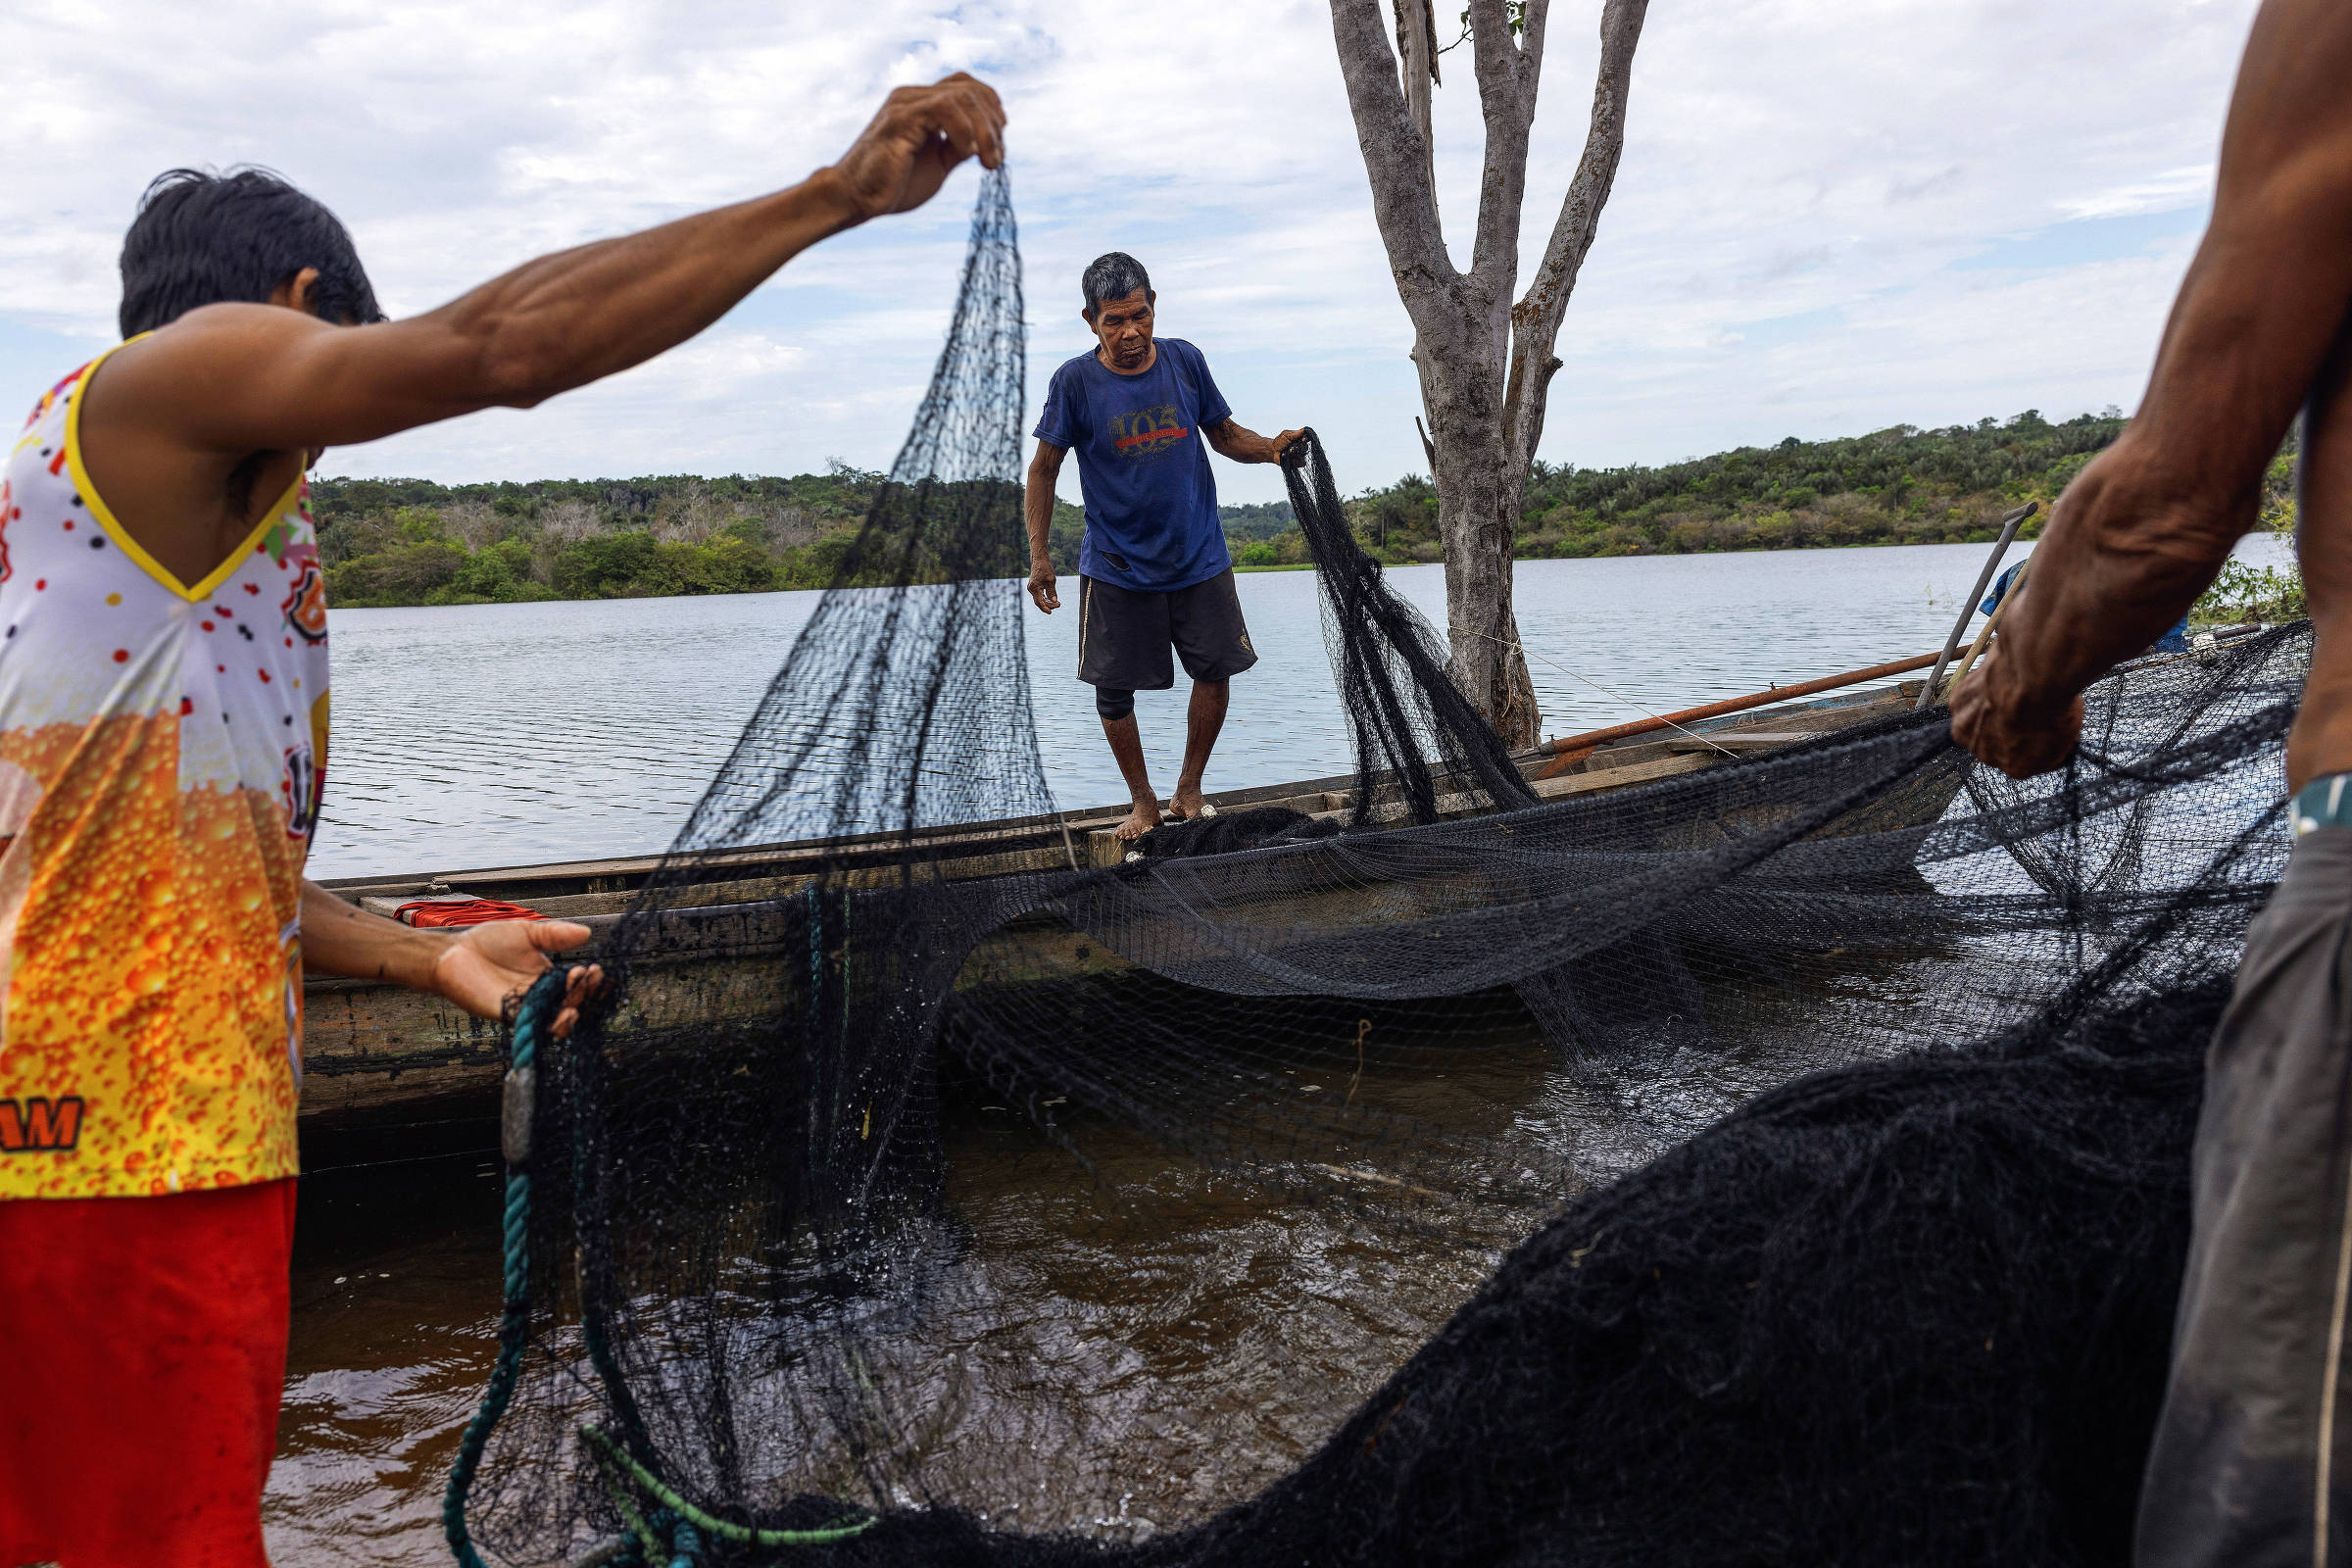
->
[[1954, 0, 2352, 776], [1025, 439, 1065, 612], [91, 75, 1005, 456], [1204, 417, 1305, 466], [299, 881, 600, 1037]]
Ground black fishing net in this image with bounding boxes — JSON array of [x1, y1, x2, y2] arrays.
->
[[1279, 432, 1537, 826], [446, 169, 2303, 1568]]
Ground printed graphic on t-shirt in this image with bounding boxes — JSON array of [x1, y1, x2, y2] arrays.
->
[[267, 509, 331, 646], [1032, 338, 1233, 591], [1108, 403, 1190, 462], [0, 1095, 83, 1152], [280, 743, 318, 840]]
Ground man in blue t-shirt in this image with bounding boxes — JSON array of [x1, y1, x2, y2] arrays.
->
[[1025, 251, 1301, 843]]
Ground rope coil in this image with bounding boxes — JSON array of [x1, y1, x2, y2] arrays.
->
[[442, 965, 877, 1566], [443, 965, 567, 1568]]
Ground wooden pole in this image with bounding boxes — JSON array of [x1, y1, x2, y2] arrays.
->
[[1534, 649, 1945, 778], [1942, 555, 2031, 696], [1916, 502, 2037, 710]]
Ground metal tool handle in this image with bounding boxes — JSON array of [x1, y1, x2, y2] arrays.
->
[[1917, 502, 2038, 710]]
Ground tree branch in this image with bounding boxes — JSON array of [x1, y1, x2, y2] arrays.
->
[[1394, 0, 1439, 193], [1330, 0, 1457, 307], [1502, 0, 1647, 473], [1519, 0, 1553, 88], [1466, 0, 1539, 304]]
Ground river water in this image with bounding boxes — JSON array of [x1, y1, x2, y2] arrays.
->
[[313, 538, 2294, 879], [270, 537, 2291, 1560]]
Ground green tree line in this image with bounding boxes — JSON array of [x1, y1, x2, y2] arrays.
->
[[314, 466, 1301, 608], [314, 412, 2298, 608], [1300, 408, 2250, 567]]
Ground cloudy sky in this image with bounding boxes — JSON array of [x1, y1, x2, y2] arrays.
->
[[0, 0, 2258, 505]]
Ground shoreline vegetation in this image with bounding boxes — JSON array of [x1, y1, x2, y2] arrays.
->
[[317, 409, 2300, 622]]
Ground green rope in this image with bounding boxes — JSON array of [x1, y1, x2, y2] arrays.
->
[[443, 966, 568, 1568], [580, 1426, 877, 1548], [588, 1436, 667, 1565], [442, 959, 874, 1565]]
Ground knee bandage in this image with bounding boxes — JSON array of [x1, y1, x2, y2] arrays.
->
[[1096, 687, 1136, 721]]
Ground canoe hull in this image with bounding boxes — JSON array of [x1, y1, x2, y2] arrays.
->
[[299, 680, 1939, 1128]]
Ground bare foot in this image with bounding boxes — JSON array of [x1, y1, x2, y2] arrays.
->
[[1114, 798, 1163, 842], [1169, 783, 1207, 821]]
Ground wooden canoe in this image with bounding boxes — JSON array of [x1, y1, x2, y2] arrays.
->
[[301, 669, 1944, 1129]]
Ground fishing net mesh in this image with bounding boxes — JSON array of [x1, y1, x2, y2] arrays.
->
[[453, 170, 2302, 1566]]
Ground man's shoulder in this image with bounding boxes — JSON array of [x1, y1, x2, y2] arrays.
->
[[1051, 350, 1100, 383], [1159, 337, 1208, 368]]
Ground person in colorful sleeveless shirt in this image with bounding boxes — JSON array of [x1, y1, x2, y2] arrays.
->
[[0, 74, 1004, 1565]]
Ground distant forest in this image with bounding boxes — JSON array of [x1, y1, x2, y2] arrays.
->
[[1327, 409, 2289, 568], [312, 411, 2293, 608]]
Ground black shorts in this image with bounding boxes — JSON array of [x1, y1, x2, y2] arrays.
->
[[1077, 569, 1258, 690]]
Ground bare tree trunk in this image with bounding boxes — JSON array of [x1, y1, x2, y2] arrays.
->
[[1331, 0, 1648, 749]]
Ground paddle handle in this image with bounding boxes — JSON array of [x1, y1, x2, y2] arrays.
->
[[1943, 555, 2032, 697], [1916, 503, 2038, 710]]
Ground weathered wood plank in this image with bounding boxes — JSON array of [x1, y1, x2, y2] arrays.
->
[[1665, 732, 1819, 754], [1534, 752, 1715, 794]]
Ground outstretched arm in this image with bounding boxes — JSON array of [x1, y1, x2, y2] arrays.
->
[[1953, 0, 2352, 777], [90, 74, 1005, 457], [1204, 418, 1304, 465], [299, 881, 601, 1038]]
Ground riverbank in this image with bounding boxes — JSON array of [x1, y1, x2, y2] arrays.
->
[[2191, 556, 2305, 623], [319, 409, 2256, 609]]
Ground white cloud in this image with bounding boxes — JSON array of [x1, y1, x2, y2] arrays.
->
[[2057, 166, 2220, 220], [0, 0, 2262, 501]]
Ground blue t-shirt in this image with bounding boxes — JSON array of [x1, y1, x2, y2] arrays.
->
[[1984, 559, 2187, 649], [1033, 337, 1233, 591]]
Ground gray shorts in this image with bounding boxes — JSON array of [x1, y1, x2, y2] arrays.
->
[[2140, 824, 2352, 1566], [1076, 568, 1257, 690]]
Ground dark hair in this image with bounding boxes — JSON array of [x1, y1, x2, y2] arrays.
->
[[118, 167, 384, 338], [1081, 252, 1152, 319]]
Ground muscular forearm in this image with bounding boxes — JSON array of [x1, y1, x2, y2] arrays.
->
[[1954, 0, 2352, 777], [112, 74, 1005, 457], [1984, 438, 2252, 717], [1207, 420, 1285, 464], [1987, 119, 2352, 716], [128, 173, 869, 455], [299, 879, 451, 988], [440, 173, 863, 412]]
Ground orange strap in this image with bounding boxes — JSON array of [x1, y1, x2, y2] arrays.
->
[[392, 898, 548, 929]]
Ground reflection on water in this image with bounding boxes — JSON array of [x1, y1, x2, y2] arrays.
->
[[270, 1128, 506, 1563], [268, 1034, 1574, 1560], [265, 969, 1927, 1555], [315, 538, 2288, 880]]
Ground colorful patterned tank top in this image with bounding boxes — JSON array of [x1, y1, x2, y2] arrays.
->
[[0, 344, 330, 1199]]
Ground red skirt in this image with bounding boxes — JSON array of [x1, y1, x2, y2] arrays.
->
[[0, 1178, 296, 1567]]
